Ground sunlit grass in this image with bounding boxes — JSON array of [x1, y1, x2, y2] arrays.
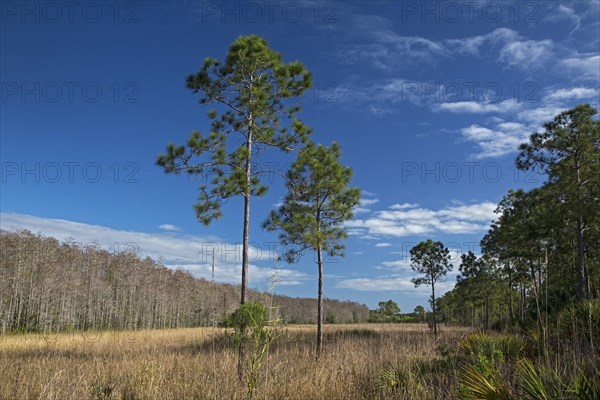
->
[[0, 323, 469, 399]]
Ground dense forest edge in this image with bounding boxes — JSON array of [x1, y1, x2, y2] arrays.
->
[[0, 229, 369, 333]]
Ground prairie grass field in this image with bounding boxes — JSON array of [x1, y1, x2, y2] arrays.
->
[[0, 323, 470, 399]]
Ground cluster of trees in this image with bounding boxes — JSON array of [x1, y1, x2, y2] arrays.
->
[[401, 105, 598, 338], [437, 104, 600, 330], [0, 230, 369, 334], [156, 35, 361, 358], [370, 300, 401, 322], [367, 299, 428, 323]]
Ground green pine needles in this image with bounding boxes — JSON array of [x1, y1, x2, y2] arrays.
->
[[263, 142, 361, 358], [156, 35, 313, 304]]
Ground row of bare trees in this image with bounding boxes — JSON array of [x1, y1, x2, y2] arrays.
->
[[0, 230, 368, 333]]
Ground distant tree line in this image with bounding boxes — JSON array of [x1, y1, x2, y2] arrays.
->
[[0, 230, 369, 334]]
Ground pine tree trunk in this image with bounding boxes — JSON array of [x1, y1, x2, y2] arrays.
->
[[575, 148, 586, 301], [241, 192, 250, 305], [316, 245, 324, 360], [240, 131, 252, 380], [507, 262, 514, 321], [240, 131, 253, 305], [431, 283, 437, 339], [577, 216, 586, 300], [484, 277, 489, 331]]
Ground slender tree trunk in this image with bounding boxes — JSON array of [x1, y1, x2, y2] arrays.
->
[[240, 149, 252, 379], [507, 262, 514, 320], [484, 273, 490, 331], [240, 130, 253, 305], [316, 245, 324, 360], [573, 147, 587, 301], [577, 216, 586, 301], [431, 283, 437, 339], [520, 284, 526, 322]]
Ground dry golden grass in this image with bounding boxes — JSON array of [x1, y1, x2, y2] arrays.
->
[[0, 324, 471, 399]]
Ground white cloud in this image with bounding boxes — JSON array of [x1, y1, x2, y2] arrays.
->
[[346, 202, 496, 238], [382, 246, 471, 272], [498, 39, 554, 69], [158, 224, 181, 232], [546, 4, 582, 33], [361, 190, 378, 198], [381, 259, 412, 269], [449, 89, 595, 158], [545, 87, 599, 102], [359, 235, 380, 240], [353, 195, 380, 214], [335, 277, 417, 292], [446, 28, 519, 55], [516, 106, 568, 127], [343, 247, 471, 294], [361, 198, 380, 207], [558, 55, 600, 81], [437, 99, 519, 114], [0, 213, 308, 286], [335, 276, 456, 293], [446, 28, 555, 70], [460, 122, 531, 159], [336, 14, 449, 71], [375, 242, 392, 248], [390, 203, 420, 210]]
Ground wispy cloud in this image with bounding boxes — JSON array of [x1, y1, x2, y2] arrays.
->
[[346, 202, 496, 238], [544, 87, 599, 102], [361, 190, 378, 198], [158, 224, 181, 232], [436, 99, 519, 114], [558, 55, 600, 81], [437, 85, 599, 159], [547, 4, 582, 33], [353, 193, 380, 214], [335, 14, 448, 71], [459, 122, 531, 159], [337, 22, 557, 73], [335, 276, 418, 292], [335, 275, 455, 293], [390, 203, 419, 210], [361, 198, 380, 207], [337, 245, 468, 294], [375, 242, 392, 248], [381, 259, 412, 269], [446, 28, 555, 70], [498, 39, 554, 69]]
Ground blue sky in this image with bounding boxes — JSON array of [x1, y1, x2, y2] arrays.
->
[[1, 1, 599, 311]]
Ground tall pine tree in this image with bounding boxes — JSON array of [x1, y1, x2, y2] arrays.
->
[[157, 35, 313, 304], [263, 142, 360, 358]]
